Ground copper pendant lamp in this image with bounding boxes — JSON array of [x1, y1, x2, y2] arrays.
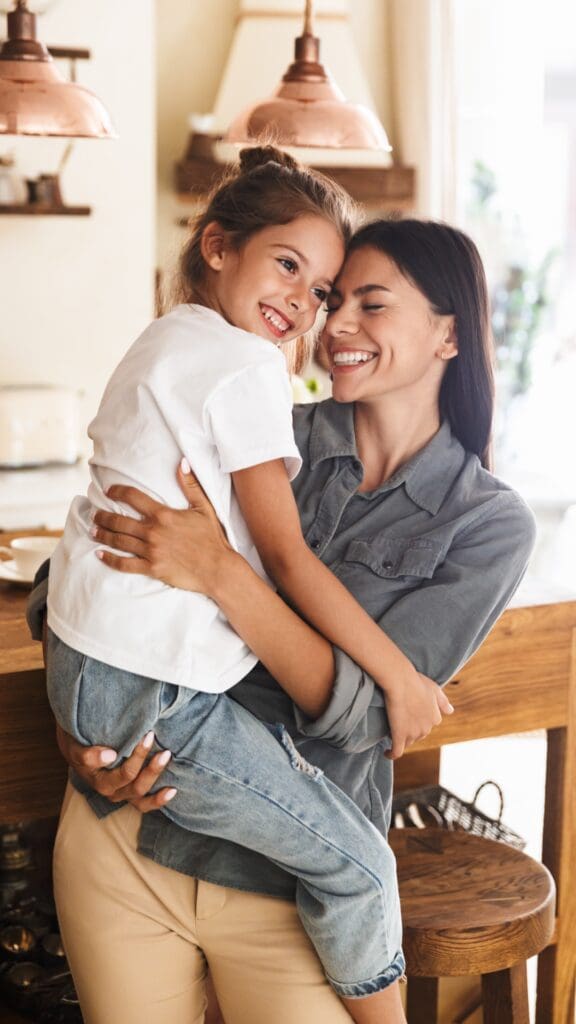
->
[[225, 0, 391, 152], [0, 0, 115, 138]]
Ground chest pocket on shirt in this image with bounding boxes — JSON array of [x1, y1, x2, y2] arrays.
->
[[343, 537, 443, 579]]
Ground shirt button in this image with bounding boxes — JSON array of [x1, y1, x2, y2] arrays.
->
[[382, 560, 393, 571], [310, 539, 320, 550]]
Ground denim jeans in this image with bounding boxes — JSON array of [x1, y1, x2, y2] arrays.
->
[[46, 629, 404, 998]]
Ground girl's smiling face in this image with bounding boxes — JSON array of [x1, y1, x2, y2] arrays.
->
[[323, 246, 457, 404], [203, 214, 345, 345]]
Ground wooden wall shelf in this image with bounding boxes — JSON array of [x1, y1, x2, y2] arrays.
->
[[0, 43, 91, 61], [175, 133, 416, 210], [0, 204, 91, 217], [47, 45, 91, 61], [0, 43, 90, 60]]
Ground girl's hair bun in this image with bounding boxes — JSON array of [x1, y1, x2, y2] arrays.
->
[[239, 145, 299, 174]]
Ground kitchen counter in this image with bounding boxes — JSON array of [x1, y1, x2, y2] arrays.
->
[[0, 581, 44, 674], [0, 528, 60, 675], [0, 530, 66, 823]]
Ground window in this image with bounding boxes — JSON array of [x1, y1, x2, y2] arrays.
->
[[454, 0, 576, 495]]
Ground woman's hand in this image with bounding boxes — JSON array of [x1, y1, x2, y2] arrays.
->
[[92, 459, 233, 594], [384, 673, 454, 760], [55, 725, 177, 812]]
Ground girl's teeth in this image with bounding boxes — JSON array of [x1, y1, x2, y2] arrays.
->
[[263, 309, 287, 332], [332, 351, 374, 365]]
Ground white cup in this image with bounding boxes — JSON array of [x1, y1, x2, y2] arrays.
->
[[0, 536, 59, 577]]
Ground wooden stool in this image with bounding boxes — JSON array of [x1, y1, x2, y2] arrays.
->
[[389, 828, 556, 1024]]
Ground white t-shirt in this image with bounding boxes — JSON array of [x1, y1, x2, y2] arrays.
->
[[47, 304, 301, 693]]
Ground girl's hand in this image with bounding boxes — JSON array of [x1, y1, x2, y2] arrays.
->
[[384, 674, 454, 760], [92, 460, 233, 594], [55, 725, 177, 812]]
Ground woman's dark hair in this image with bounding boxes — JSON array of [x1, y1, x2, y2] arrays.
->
[[348, 219, 494, 467], [174, 145, 358, 374]]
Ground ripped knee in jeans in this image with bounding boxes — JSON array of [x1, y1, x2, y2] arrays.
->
[[272, 723, 324, 780]]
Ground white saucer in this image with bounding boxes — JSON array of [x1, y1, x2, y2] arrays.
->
[[0, 559, 35, 586]]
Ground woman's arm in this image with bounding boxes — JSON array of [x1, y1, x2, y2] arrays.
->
[[93, 463, 451, 752], [292, 491, 537, 753], [92, 469, 337, 718]]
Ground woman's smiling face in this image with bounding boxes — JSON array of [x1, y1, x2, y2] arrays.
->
[[322, 246, 457, 405]]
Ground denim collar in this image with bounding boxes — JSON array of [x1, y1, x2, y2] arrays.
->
[[307, 400, 467, 515]]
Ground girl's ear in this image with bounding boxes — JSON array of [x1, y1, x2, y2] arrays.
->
[[200, 221, 227, 271], [437, 316, 458, 361]]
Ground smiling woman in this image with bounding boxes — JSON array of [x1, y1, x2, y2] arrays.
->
[[327, 258, 457, 379], [330, 220, 494, 476]]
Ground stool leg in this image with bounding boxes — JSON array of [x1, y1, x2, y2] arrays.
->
[[406, 977, 439, 1024], [482, 964, 529, 1024]]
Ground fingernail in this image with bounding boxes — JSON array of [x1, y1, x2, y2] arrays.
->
[[163, 788, 177, 802], [90, 526, 98, 538], [143, 731, 155, 749], [96, 550, 104, 560], [157, 750, 171, 767], [100, 750, 117, 765], [448, 703, 455, 712], [180, 457, 191, 475]]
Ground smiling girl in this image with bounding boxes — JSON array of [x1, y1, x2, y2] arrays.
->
[[45, 148, 454, 1024]]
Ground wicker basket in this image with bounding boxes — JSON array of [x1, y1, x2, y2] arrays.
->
[[391, 780, 526, 850]]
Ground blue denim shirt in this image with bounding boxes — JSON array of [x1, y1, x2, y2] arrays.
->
[[28, 400, 536, 900]]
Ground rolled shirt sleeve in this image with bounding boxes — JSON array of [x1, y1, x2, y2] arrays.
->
[[295, 492, 537, 752], [293, 647, 385, 751]]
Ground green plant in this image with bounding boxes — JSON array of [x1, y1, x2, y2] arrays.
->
[[491, 253, 555, 397], [470, 160, 555, 398]]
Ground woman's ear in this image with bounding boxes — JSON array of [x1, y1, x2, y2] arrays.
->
[[437, 317, 458, 361], [200, 221, 227, 271]]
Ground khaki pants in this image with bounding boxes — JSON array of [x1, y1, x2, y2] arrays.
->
[[54, 785, 352, 1024]]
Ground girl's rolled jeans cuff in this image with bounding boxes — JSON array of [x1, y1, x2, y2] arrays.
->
[[328, 950, 406, 998]]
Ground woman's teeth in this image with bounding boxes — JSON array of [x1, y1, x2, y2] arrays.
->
[[332, 351, 375, 365], [262, 307, 289, 333]]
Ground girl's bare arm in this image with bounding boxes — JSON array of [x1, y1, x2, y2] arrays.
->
[[232, 460, 452, 755]]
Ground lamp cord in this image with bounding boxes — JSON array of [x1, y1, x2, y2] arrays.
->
[[304, 0, 314, 36]]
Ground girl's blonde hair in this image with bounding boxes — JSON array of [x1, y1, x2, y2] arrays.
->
[[173, 146, 358, 374]]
